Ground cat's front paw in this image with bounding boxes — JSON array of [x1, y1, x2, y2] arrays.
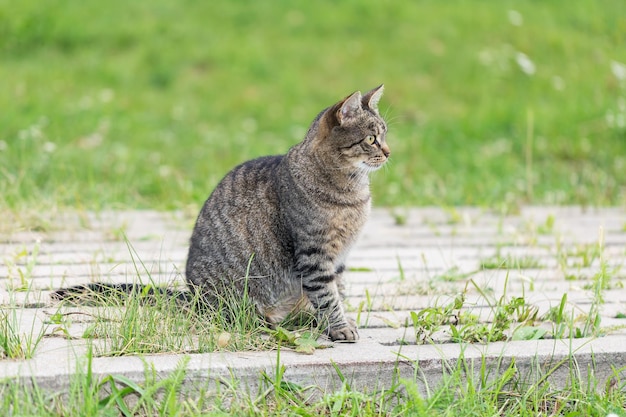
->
[[328, 322, 359, 342]]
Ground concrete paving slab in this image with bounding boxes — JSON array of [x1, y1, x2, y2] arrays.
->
[[1, 207, 626, 399]]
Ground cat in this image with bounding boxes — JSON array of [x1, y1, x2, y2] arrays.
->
[[53, 85, 390, 342], [185, 85, 390, 341]]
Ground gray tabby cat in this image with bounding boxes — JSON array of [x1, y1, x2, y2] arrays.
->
[[186, 85, 390, 341]]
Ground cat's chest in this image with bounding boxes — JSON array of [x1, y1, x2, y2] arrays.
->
[[319, 203, 370, 257]]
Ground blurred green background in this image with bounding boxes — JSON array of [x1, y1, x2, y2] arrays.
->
[[1, 0, 625, 213]]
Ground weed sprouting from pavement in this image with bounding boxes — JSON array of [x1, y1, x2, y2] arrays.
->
[[0, 299, 46, 359], [3, 241, 40, 291], [408, 261, 615, 345], [480, 252, 543, 270]]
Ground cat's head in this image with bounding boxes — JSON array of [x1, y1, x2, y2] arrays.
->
[[316, 85, 390, 173]]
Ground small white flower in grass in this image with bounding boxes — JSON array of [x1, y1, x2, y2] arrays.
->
[[99, 89, 114, 103], [43, 142, 56, 153], [516, 52, 536, 75], [159, 165, 172, 177], [611, 61, 626, 81], [552, 76, 565, 91], [18, 129, 29, 140], [484, 138, 512, 157], [78, 133, 103, 149], [606, 110, 615, 127], [478, 49, 493, 66], [508, 10, 523, 26], [607, 97, 626, 129], [29, 126, 44, 139], [0, 140, 6, 151], [78, 96, 93, 110]]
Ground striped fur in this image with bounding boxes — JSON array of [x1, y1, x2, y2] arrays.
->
[[186, 85, 389, 341]]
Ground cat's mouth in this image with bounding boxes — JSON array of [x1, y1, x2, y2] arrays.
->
[[359, 160, 387, 172]]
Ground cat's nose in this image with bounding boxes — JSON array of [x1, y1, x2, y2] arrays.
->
[[381, 143, 391, 158]]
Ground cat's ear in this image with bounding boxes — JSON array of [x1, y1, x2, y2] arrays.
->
[[337, 91, 362, 125], [362, 84, 384, 113]]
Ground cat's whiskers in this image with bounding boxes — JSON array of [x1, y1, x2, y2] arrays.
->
[[381, 158, 392, 174], [346, 166, 376, 192], [345, 170, 367, 191]]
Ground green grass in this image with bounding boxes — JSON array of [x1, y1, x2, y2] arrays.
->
[[55, 279, 321, 357], [3, 345, 626, 416], [480, 253, 543, 270], [0, 304, 45, 360], [1, 0, 625, 213]]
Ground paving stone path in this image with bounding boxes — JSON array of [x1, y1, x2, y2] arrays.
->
[[1, 207, 626, 395]]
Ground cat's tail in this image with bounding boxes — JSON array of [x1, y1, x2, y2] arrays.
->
[[51, 282, 193, 304]]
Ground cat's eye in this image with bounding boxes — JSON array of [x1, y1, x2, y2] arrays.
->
[[365, 135, 377, 145]]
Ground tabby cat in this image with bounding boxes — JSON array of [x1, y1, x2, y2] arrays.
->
[[186, 85, 390, 341]]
